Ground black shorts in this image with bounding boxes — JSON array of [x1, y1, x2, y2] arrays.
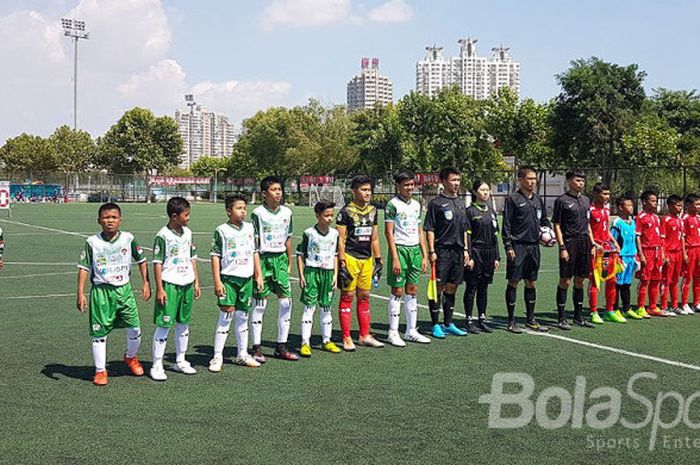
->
[[464, 247, 498, 285], [506, 242, 540, 282], [436, 246, 464, 286], [559, 236, 591, 279]]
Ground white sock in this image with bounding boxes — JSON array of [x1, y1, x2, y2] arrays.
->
[[92, 337, 107, 372], [175, 324, 189, 363], [234, 311, 250, 359], [301, 305, 316, 344], [277, 298, 292, 343], [388, 295, 402, 332], [152, 327, 170, 369], [251, 299, 267, 346], [214, 311, 233, 357], [320, 307, 333, 343], [125, 327, 141, 358], [405, 294, 418, 333]]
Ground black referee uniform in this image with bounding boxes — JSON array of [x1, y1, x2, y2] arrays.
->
[[502, 189, 551, 329], [424, 193, 467, 327], [463, 203, 500, 333], [552, 192, 592, 326]]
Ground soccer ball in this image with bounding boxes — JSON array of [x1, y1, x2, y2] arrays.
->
[[539, 226, 557, 247]]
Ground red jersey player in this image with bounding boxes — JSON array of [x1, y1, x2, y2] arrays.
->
[[588, 183, 622, 324], [636, 190, 666, 317], [661, 195, 686, 315], [681, 194, 700, 314]]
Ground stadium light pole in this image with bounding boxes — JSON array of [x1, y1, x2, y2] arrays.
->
[[185, 94, 196, 168], [213, 167, 227, 204], [61, 18, 89, 130]]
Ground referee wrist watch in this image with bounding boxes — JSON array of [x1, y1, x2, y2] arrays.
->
[[559, 244, 567, 251]]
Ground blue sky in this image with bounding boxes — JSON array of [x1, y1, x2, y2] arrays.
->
[[1, 0, 698, 143]]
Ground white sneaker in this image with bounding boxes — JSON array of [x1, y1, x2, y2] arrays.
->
[[404, 329, 431, 344], [387, 330, 406, 347], [208, 354, 223, 373], [358, 334, 385, 348], [661, 309, 677, 317], [172, 360, 197, 375], [692, 304, 700, 314], [234, 355, 261, 368], [149, 365, 167, 381]]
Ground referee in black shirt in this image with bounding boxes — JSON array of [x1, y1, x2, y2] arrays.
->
[[424, 167, 469, 338], [552, 170, 596, 330], [502, 166, 551, 333]]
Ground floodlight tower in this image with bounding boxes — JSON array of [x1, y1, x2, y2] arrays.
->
[[185, 94, 197, 167], [61, 18, 89, 129]]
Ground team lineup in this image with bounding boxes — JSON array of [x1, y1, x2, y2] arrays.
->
[[59, 167, 700, 385]]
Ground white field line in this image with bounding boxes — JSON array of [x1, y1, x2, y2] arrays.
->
[[4, 262, 76, 266], [4, 218, 699, 371], [0, 271, 74, 280]]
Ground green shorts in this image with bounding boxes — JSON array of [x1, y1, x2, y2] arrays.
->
[[154, 281, 194, 327], [89, 283, 140, 337], [387, 245, 423, 288], [254, 252, 291, 299], [301, 267, 335, 307], [219, 275, 253, 312]]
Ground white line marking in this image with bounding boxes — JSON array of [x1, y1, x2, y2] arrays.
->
[[0, 271, 74, 280], [4, 293, 75, 300], [4, 262, 76, 266]]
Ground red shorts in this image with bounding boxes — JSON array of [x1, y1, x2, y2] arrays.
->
[[663, 250, 683, 284], [637, 247, 663, 281], [683, 247, 700, 280]]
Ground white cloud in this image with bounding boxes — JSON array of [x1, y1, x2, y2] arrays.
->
[[367, 0, 413, 23], [260, 0, 353, 29], [190, 80, 292, 123]]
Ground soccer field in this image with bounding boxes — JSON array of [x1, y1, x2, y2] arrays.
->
[[2, 202, 700, 465]]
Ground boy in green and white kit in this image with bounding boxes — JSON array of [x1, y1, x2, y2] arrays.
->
[[385, 170, 431, 346], [297, 202, 342, 357], [250, 176, 298, 362], [76, 203, 151, 386], [150, 197, 201, 381], [209, 195, 264, 372]]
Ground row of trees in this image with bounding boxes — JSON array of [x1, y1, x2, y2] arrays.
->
[[1, 57, 699, 182]]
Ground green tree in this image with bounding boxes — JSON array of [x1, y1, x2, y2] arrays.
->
[[190, 156, 227, 177], [651, 88, 700, 163], [95, 107, 183, 174], [48, 125, 96, 173], [0, 133, 56, 177], [550, 57, 647, 181], [350, 104, 407, 177]]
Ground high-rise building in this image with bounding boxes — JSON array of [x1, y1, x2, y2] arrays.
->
[[175, 105, 237, 168], [415, 38, 520, 100], [347, 58, 393, 112]]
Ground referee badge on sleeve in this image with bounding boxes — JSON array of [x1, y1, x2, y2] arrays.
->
[[444, 210, 453, 220]]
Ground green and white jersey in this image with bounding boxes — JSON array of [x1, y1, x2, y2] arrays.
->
[[77, 231, 146, 286], [0, 226, 4, 258], [153, 225, 197, 286], [251, 205, 293, 254], [296, 226, 339, 270], [211, 222, 256, 278], [385, 196, 421, 247]]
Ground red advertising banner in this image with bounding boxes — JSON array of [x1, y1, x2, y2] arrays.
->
[[415, 173, 440, 185], [148, 176, 211, 186], [300, 176, 335, 190]]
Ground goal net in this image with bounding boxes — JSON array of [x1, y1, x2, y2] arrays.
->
[[308, 185, 345, 209]]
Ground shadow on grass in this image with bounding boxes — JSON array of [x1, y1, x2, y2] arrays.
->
[[42, 360, 136, 382]]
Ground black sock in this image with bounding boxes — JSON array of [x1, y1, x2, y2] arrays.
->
[[524, 287, 536, 322], [573, 287, 584, 320], [556, 286, 567, 321], [476, 284, 489, 318], [428, 295, 441, 325], [506, 285, 517, 322], [620, 284, 631, 312], [443, 293, 455, 326], [463, 283, 477, 321]]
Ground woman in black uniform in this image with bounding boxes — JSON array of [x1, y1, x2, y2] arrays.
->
[[463, 180, 500, 334]]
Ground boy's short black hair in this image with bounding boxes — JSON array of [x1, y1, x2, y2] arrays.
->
[[593, 182, 610, 194], [98, 202, 121, 217], [393, 170, 415, 184], [225, 194, 247, 210], [314, 201, 336, 215], [641, 190, 658, 202], [685, 193, 700, 205], [261, 176, 283, 193], [166, 196, 191, 217], [471, 179, 489, 193], [439, 167, 461, 181], [616, 195, 633, 208], [667, 194, 683, 206], [350, 175, 372, 190], [565, 169, 586, 180], [517, 165, 536, 178]]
